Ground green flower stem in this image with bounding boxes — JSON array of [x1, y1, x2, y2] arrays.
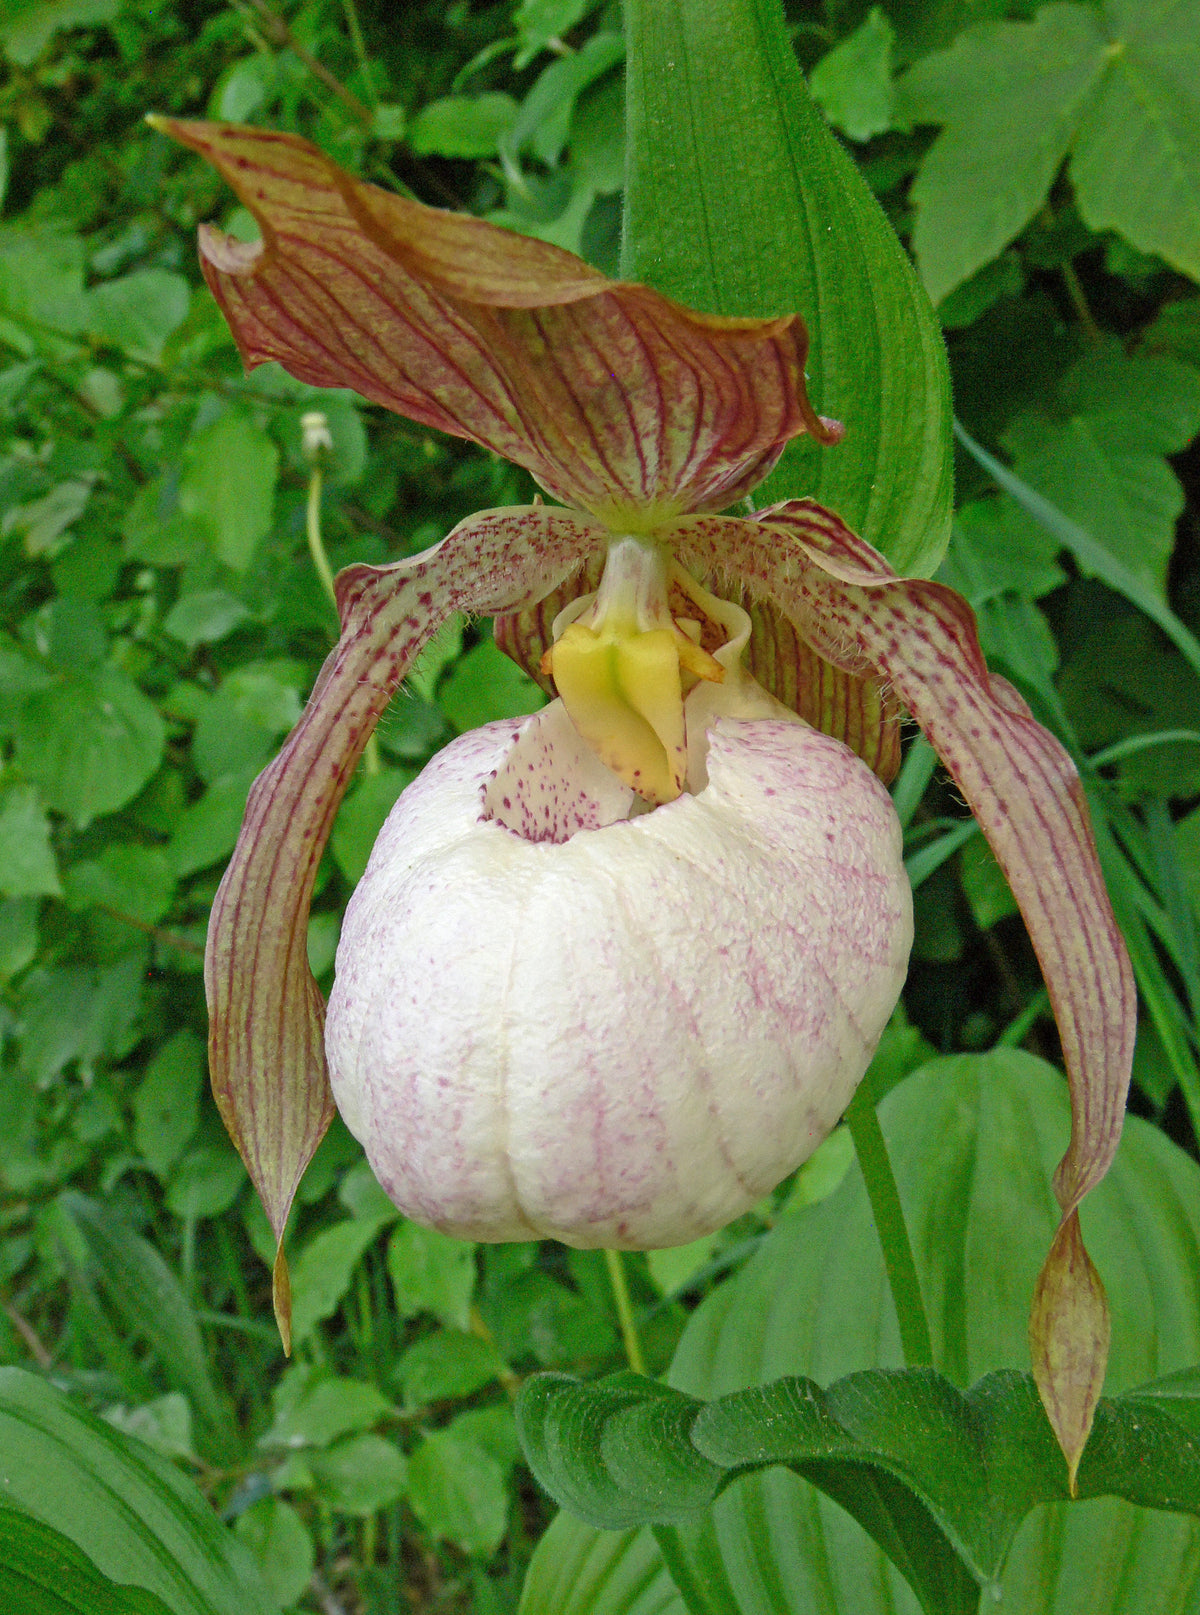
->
[[844, 1086, 934, 1367], [999, 986, 1051, 1048], [305, 461, 338, 608], [604, 1247, 648, 1376], [306, 460, 381, 777]]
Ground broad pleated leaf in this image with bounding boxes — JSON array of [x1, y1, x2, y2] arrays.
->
[[521, 1355, 1200, 1608], [0, 1369, 276, 1615], [204, 506, 600, 1343], [0, 1507, 175, 1615], [519, 1056, 1200, 1615]]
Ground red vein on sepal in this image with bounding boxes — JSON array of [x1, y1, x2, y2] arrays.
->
[[156, 119, 836, 522]]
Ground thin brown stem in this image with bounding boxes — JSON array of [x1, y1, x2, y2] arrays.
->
[[1062, 260, 1103, 347], [2, 1297, 53, 1367], [96, 903, 205, 957], [244, 0, 375, 127]]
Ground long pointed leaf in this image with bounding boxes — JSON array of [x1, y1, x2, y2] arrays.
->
[[954, 420, 1200, 685], [623, 0, 952, 573]]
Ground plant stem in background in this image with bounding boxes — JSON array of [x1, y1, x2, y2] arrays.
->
[[338, 0, 375, 105], [844, 1086, 934, 1367], [604, 1248, 647, 1376], [303, 412, 380, 777]]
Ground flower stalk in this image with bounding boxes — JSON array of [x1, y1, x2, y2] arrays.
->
[[844, 1085, 933, 1369]]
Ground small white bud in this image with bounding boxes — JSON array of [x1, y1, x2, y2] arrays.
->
[[300, 410, 333, 465]]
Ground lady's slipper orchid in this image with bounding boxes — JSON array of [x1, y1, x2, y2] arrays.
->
[[158, 120, 1133, 1483]]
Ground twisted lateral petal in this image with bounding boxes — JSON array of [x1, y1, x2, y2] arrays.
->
[[205, 505, 602, 1345], [674, 500, 1135, 1481], [153, 120, 839, 526]]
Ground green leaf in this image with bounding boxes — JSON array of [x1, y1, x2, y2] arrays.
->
[[16, 666, 165, 828], [18, 958, 144, 1085], [898, 4, 1108, 305], [1002, 342, 1200, 599], [0, 225, 88, 341], [330, 766, 414, 884], [519, 1513, 685, 1615], [232, 1499, 313, 1611], [306, 1433, 407, 1515], [121, 474, 207, 567], [0, 0, 121, 66], [407, 1428, 509, 1557], [59, 1193, 225, 1433], [623, 0, 952, 575], [163, 589, 251, 647], [0, 1505, 175, 1615], [288, 1214, 392, 1348], [259, 1367, 393, 1451], [191, 664, 302, 786], [1069, 0, 1200, 285], [166, 770, 254, 878], [386, 1219, 477, 1331], [902, 0, 1200, 301], [507, 33, 625, 167], [178, 413, 279, 573], [5, 481, 96, 560], [0, 1368, 278, 1615], [133, 1030, 205, 1180], [164, 1143, 246, 1220], [395, 1328, 505, 1406], [408, 94, 519, 159], [1146, 297, 1200, 367], [0, 895, 39, 979], [438, 637, 546, 730], [954, 421, 1200, 688], [645, 1235, 722, 1299], [514, 0, 601, 68], [102, 1394, 197, 1465], [942, 497, 1065, 603], [27, 596, 106, 668], [809, 7, 895, 143], [523, 1053, 1200, 1613], [1179, 804, 1200, 921], [1059, 613, 1200, 799], [87, 269, 190, 363], [63, 843, 176, 925], [0, 782, 60, 897]]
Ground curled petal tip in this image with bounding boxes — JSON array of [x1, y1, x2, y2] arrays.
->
[[1030, 1210, 1110, 1490], [816, 414, 845, 445], [198, 221, 263, 275], [272, 1243, 293, 1356]]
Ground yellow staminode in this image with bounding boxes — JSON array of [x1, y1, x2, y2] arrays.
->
[[544, 537, 724, 804]]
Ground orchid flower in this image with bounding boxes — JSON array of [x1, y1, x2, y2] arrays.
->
[[156, 120, 1133, 1483]]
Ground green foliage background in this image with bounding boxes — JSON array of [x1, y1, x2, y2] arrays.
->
[[0, 0, 1198, 1611]]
